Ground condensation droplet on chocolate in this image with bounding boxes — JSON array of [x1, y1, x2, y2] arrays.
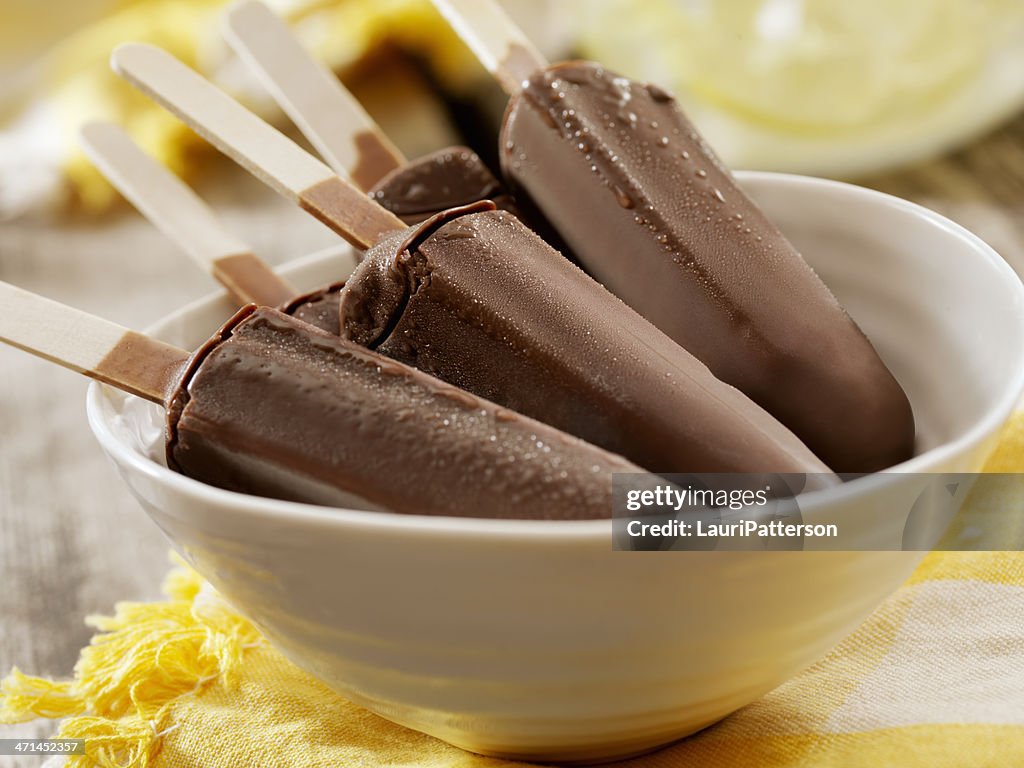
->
[[646, 83, 673, 103]]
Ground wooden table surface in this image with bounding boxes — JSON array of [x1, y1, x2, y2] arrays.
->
[[2, 112, 1023, 758]]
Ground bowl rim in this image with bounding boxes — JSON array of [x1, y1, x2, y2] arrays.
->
[[85, 171, 1024, 541]]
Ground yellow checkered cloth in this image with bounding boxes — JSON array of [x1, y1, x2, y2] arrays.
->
[[4, 417, 1024, 767]]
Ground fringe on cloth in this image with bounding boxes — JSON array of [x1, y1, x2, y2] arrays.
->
[[0, 554, 264, 767]]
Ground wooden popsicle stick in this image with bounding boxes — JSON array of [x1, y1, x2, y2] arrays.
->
[[430, 0, 547, 95], [79, 122, 296, 308], [110, 43, 405, 250], [223, 0, 406, 190], [0, 282, 189, 404]]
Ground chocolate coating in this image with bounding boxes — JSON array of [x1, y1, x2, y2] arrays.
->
[[339, 205, 836, 482], [274, 148, 518, 332], [501, 61, 915, 473], [277, 148, 519, 334], [280, 280, 346, 335], [165, 306, 647, 519], [369, 146, 518, 224]]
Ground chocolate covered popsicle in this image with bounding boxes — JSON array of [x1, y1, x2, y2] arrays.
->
[[224, 0, 518, 223], [432, 0, 915, 474], [0, 282, 656, 519], [169, 306, 650, 517], [113, 43, 838, 482], [341, 200, 835, 481]]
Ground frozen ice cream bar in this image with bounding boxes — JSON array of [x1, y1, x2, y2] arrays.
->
[[339, 202, 835, 481], [499, 62, 914, 473], [0, 281, 652, 519], [166, 306, 648, 518], [369, 146, 517, 224]]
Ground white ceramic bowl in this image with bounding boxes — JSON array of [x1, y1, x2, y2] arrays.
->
[[86, 173, 1024, 763]]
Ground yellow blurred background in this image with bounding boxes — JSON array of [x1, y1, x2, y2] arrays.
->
[[1, 0, 1023, 218]]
